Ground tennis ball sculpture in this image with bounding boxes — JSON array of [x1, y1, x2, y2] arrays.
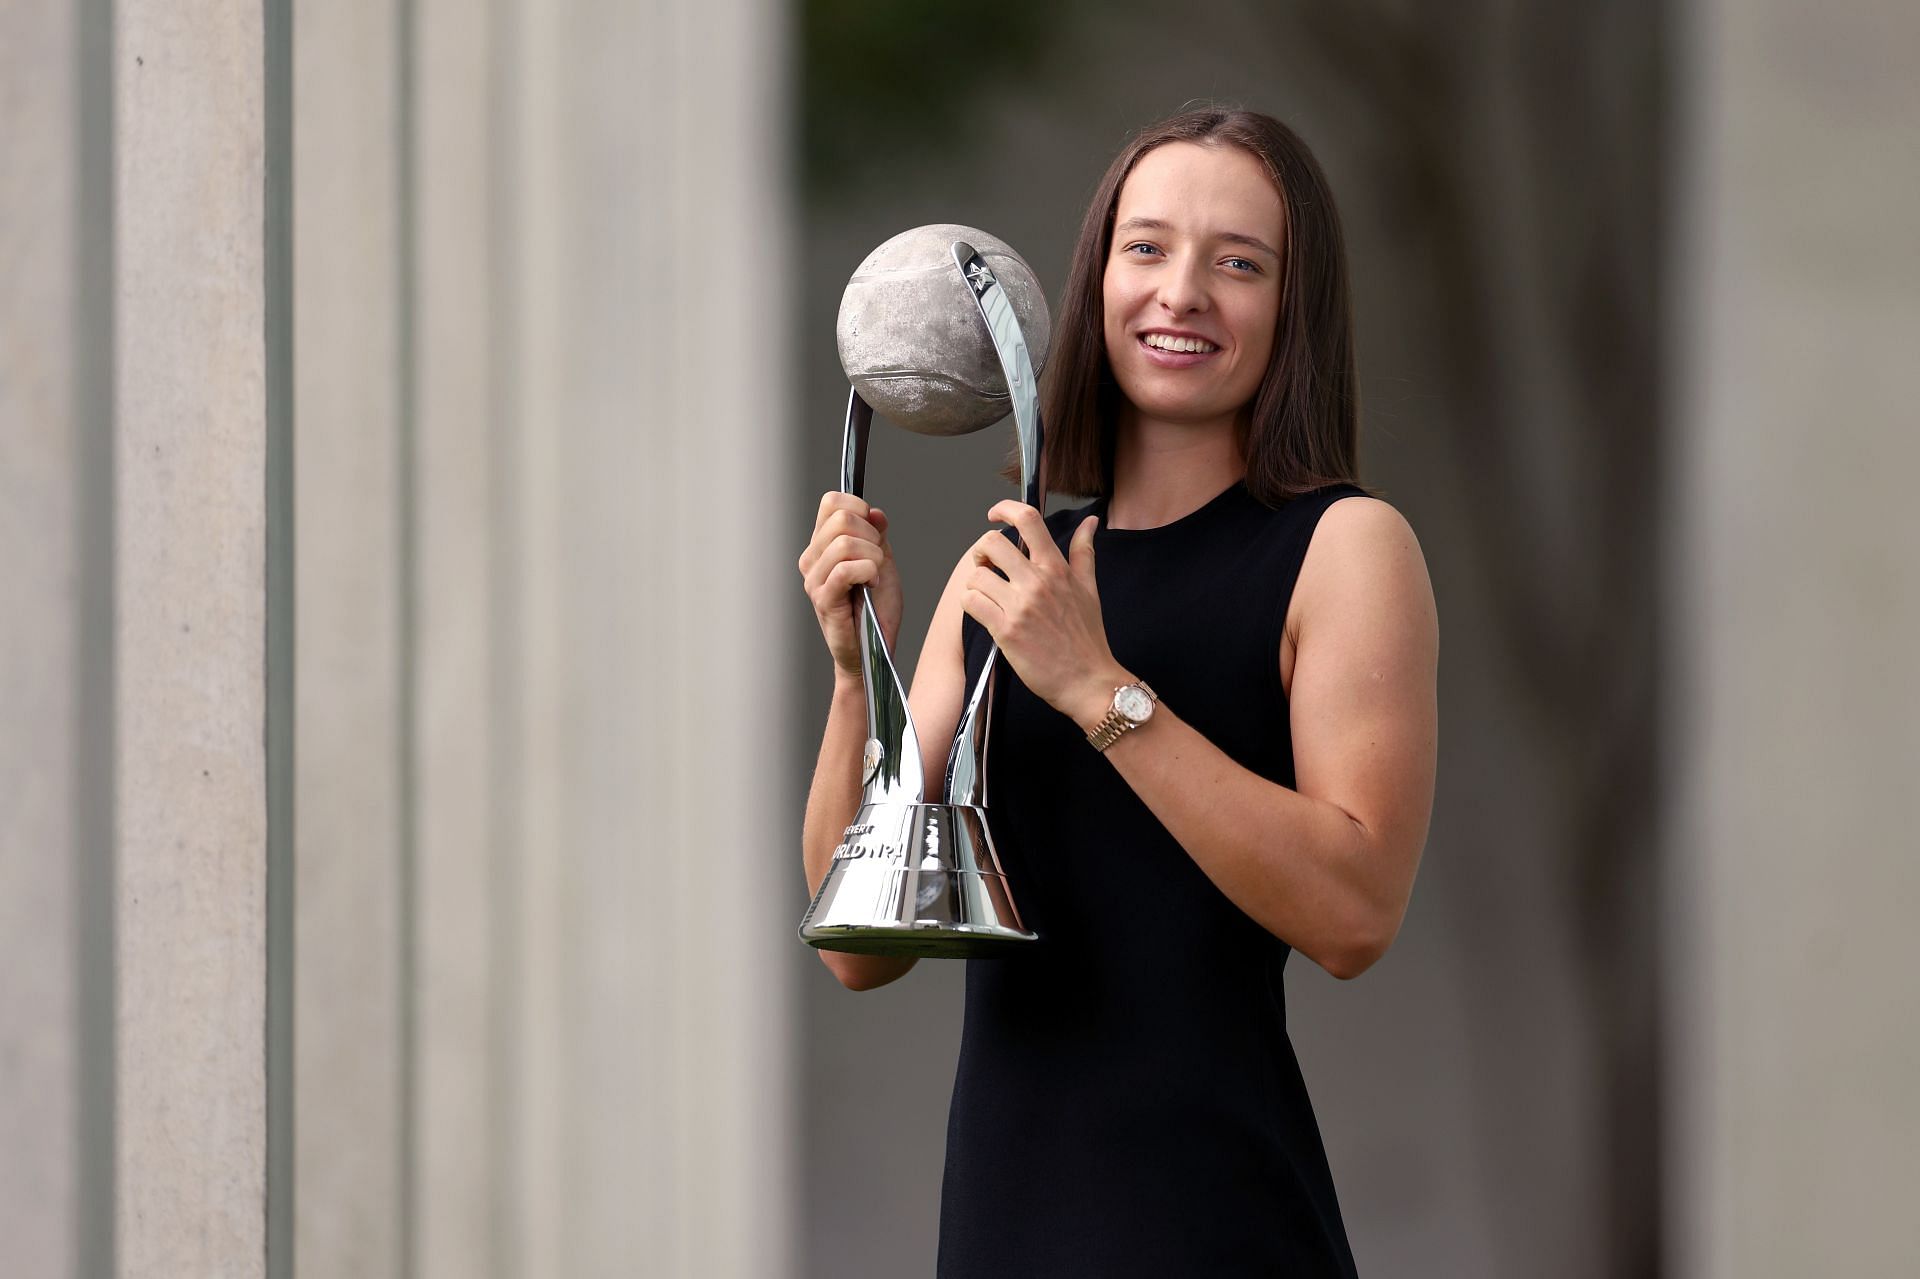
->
[[836, 223, 1052, 437]]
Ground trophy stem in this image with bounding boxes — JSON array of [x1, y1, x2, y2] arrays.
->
[[838, 387, 923, 807], [945, 241, 1047, 810]]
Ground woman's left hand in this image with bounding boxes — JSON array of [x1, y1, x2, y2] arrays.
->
[[960, 501, 1132, 732]]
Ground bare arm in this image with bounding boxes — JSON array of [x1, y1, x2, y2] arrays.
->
[[965, 495, 1437, 981], [1073, 497, 1438, 978]]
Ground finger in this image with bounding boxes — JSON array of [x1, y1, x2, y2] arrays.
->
[[987, 500, 1062, 566], [819, 506, 883, 548], [1068, 514, 1099, 581], [963, 564, 1013, 612], [969, 528, 1035, 585], [960, 581, 1008, 633], [806, 495, 873, 572], [801, 508, 883, 578], [805, 534, 886, 598], [816, 490, 873, 528], [820, 557, 878, 603]]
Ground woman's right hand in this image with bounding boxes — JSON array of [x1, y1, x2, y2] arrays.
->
[[798, 492, 902, 679]]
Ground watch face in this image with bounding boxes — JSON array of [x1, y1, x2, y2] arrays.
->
[[1115, 685, 1153, 722]]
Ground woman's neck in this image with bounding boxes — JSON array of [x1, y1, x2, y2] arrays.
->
[[1104, 410, 1245, 531]]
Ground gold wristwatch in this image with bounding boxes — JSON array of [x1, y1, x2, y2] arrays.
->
[[1086, 679, 1157, 753]]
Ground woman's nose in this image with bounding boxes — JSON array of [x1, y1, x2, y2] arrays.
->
[[1156, 255, 1210, 316]]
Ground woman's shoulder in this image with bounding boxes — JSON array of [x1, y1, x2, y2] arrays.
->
[[1250, 481, 1394, 551], [1310, 490, 1419, 553], [1303, 487, 1412, 538], [1290, 491, 1435, 638], [1280, 489, 1436, 698]]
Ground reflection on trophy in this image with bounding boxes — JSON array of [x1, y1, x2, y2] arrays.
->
[[798, 224, 1051, 958]]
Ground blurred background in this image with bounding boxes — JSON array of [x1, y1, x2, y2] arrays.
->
[[3, 1, 1915, 1277]]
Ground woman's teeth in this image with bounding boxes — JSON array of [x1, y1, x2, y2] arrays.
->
[[1142, 334, 1218, 354]]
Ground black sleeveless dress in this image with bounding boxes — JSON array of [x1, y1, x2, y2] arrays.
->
[[939, 478, 1368, 1278]]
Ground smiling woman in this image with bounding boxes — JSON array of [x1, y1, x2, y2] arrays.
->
[[1019, 109, 1363, 508], [795, 105, 1436, 1279], [1103, 142, 1286, 468]]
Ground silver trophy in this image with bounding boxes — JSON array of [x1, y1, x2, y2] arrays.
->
[[799, 234, 1048, 957]]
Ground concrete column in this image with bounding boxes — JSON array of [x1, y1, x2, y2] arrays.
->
[[1670, 2, 1920, 1276], [499, 0, 568, 1269], [396, 0, 799, 1272], [515, 1, 799, 1272], [409, 0, 506, 1272], [292, 0, 406, 1274], [113, 1, 290, 1274], [0, 3, 111, 1275], [6, 0, 794, 1273], [4, 1, 286, 1273]]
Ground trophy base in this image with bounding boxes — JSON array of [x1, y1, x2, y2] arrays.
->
[[798, 802, 1038, 958], [802, 920, 1034, 959]]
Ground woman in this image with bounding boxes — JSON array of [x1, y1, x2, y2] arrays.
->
[[797, 107, 1437, 1276]]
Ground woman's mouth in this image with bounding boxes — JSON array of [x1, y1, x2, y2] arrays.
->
[[1138, 332, 1222, 368]]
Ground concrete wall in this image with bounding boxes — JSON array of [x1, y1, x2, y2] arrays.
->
[[3, 0, 795, 1275], [293, 0, 406, 1271], [294, 0, 798, 1275], [4, 2, 288, 1275], [0, 4, 109, 1276], [1668, 2, 1920, 1275]]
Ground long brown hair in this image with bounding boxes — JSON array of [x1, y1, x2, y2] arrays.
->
[[1013, 107, 1361, 504]]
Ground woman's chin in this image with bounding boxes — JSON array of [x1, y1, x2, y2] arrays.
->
[[1116, 390, 1240, 429]]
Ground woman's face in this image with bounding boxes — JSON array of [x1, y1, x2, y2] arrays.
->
[[1101, 141, 1286, 431]]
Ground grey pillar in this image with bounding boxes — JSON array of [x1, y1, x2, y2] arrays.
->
[[291, 0, 799, 1275], [409, 0, 506, 1270], [1669, 2, 1920, 1275], [113, 2, 292, 1274], [512, 1, 799, 1271], [6, 0, 795, 1273], [0, 3, 113, 1276], [5, 0, 289, 1272], [292, 0, 406, 1274]]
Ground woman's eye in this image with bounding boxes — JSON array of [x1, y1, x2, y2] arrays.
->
[[1224, 257, 1259, 273], [1122, 242, 1161, 258]]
